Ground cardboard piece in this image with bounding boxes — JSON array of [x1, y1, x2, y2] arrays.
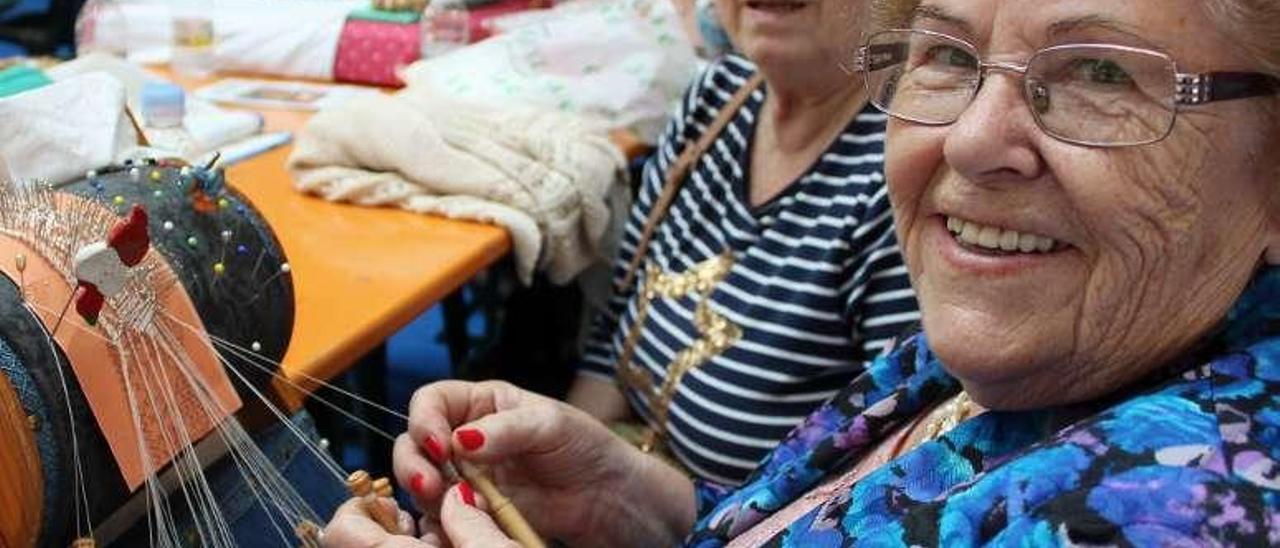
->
[[0, 195, 241, 490]]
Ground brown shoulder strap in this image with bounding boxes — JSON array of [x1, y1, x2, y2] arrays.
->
[[617, 73, 765, 291]]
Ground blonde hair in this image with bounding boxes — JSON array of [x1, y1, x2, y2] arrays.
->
[[1203, 0, 1280, 78], [871, 0, 1280, 78]]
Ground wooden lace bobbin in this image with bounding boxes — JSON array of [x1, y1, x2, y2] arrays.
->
[[345, 470, 400, 533], [0, 362, 42, 548], [453, 461, 547, 548], [372, 477, 394, 498], [69, 538, 96, 548]]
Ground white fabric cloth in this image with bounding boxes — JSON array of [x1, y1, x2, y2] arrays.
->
[[287, 86, 627, 285], [0, 73, 139, 185], [100, 0, 361, 80], [401, 0, 700, 143], [46, 54, 263, 159]]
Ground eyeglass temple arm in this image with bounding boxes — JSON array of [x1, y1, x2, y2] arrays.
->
[[1177, 72, 1280, 105], [854, 43, 909, 72]]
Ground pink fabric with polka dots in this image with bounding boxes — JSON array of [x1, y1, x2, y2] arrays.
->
[[334, 19, 422, 87]]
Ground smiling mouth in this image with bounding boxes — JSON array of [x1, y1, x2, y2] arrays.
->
[[745, 1, 808, 13], [946, 216, 1065, 255]]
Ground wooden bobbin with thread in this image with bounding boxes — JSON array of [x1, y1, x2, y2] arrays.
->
[[346, 470, 400, 533], [454, 461, 547, 548], [69, 538, 96, 548], [294, 519, 322, 548]]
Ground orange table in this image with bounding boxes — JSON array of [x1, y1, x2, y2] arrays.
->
[[160, 69, 512, 408]]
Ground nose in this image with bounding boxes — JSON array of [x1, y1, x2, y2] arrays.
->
[[942, 71, 1046, 185]]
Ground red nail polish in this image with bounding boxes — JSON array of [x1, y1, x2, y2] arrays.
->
[[410, 472, 425, 495], [422, 435, 447, 464], [456, 428, 485, 451], [458, 480, 476, 507]]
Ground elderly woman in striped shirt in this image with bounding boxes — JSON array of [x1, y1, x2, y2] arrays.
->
[[566, 0, 919, 486]]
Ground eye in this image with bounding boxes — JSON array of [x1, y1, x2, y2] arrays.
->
[[924, 45, 978, 69], [1074, 58, 1133, 85]]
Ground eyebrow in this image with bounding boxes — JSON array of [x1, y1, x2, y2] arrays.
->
[[1045, 15, 1149, 43], [909, 4, 974, 36]]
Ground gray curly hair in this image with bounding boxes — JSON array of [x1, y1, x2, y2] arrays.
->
[[871, 0, 1280, 78]]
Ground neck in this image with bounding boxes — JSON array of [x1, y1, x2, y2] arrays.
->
[[756, 64, 868, 153]]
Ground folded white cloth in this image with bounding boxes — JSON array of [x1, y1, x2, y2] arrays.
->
[[0, 73, 139, 185], [287, 87, 627, 285]]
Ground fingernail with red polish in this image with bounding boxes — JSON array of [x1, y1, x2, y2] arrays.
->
[[458, 480, 476, 507], [456, 428, 485, 451], [422, 435, 447, 464], [409, 472, 425, 495]]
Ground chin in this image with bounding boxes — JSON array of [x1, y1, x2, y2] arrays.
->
[[918, 299, 1074, 409], [741, 41, 816, 69]]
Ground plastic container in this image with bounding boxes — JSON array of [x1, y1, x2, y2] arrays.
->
[[171, 0, 217, 79], [141, 82, 186, 129], [420, 0, 471, 59], [140, 82, 197, 158]]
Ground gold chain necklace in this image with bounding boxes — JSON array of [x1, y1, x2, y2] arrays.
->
[[920, 391, 977, 442]]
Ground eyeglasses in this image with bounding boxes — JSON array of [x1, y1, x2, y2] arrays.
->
[[854, 28, 1280, 147]]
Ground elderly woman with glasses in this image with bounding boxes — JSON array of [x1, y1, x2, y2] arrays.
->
[[321, 0, 1280, 546]]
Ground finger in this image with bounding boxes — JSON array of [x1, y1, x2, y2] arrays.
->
[[417, 517, 448, 547], [322, 498, 392, 547], [406, 381, 496, 472], [448, 400, 565, 464], [394, 433, 446, 508], [406, 381, 489, 441], [398, 507, 416, 536], [439, 482, 519, 548], [407, 380, 541, 449]]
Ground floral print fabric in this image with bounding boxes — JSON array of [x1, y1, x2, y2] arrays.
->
[[686, 267, 1280, 546]]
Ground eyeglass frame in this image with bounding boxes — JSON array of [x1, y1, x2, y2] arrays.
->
[[853, 28, 1280, 147]]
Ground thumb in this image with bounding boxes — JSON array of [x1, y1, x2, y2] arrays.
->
[[440, 482, 519, 548]]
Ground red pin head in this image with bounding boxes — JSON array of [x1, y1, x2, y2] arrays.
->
[[75, 282, 105, 326], [108, 205, 150, 267]]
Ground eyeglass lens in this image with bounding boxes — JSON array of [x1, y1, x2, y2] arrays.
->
[[864, 30, 1181, 146]]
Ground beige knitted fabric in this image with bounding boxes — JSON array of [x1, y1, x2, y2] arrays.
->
[[287, 86, 627, 285]]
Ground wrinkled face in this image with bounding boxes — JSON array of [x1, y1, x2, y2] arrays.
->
[[885, 0, 1280, 408], [716, 0, 865, 70]]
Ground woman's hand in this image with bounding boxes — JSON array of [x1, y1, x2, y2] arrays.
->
[[321, 494, 420, 547], [392, 380, 696, 548], [322, 483, 521, 548]]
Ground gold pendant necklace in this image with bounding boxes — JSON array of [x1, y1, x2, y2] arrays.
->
[[922, 391, 976, 442]]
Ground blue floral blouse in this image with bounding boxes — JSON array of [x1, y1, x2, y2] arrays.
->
[[686, 267, 1280, 546]]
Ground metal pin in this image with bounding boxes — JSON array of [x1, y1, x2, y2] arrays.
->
[[14, 253, 26, 298]]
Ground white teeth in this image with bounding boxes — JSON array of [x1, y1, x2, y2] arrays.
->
[[977, 225, 1000, 248], [946, 216, 1059, 254], [998, 230, 1019, 251], [1018, 233, 1038, 253]]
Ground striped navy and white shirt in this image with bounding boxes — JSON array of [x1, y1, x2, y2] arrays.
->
[[580, 55, 919, 485]]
